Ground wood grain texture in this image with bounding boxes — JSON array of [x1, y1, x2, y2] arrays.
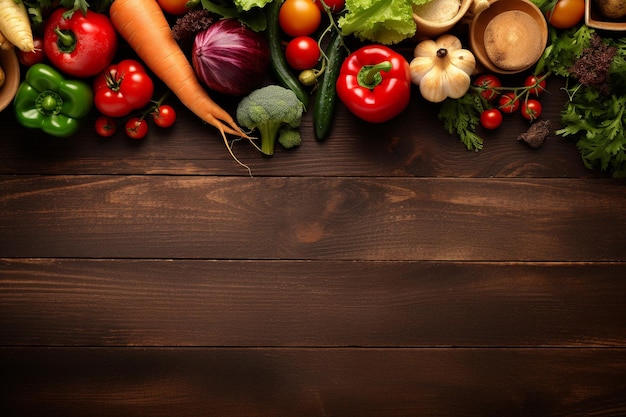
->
[[2, 347, 626, 417], [2, 175, 625, 260], [1, 259, 625, 347]]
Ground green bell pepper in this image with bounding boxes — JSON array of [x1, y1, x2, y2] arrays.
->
[[14, 63, 93, 137]]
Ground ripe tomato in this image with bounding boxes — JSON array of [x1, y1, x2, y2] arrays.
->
[[152, 105, 177, 128], [94, 60, 154, 118], [125, 118, 149, 139], [95, 116, 117, 137], [480, 108, 503, 130], [524, 74, 547, 96], [157, 0, 189, 15], [473, 74, 501, 102], [546, 0, 585, 29], [498, 92, 520, 113], [285, 36, 320, 70], [279, 0, 321, 37], [521, 99, 542, 120], [17, 35, 45, 66], [315, 0, 345, 12]]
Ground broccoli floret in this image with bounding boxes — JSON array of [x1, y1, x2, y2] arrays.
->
[[277, 127, 301, 149], [236, 85, 304, 156]]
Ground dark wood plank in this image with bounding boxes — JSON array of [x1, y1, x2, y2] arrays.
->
[[1, 259, 624, 347], [2, 175, 625, 260], [0, 79, 602, 178], [2, 347, 625, 417]]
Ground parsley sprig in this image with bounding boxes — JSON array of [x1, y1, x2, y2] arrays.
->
[[438, 92, 485, 152], [541, 25, 626, 177]]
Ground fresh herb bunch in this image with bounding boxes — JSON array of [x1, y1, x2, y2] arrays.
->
[[540, 25, 626, 177], [438, 92, 485, 152]]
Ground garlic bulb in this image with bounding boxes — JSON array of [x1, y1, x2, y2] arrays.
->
[[410, 34, 476, 103]]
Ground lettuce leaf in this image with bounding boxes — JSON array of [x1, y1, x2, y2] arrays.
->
[[338, 0, 430, 45], [234, 0, 273, 11]]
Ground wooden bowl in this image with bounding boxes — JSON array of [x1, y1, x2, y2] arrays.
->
[[469, 0, 548, 74], [0, 48, 21, 112], [413, 0, 473, 38], [585, 0, 626, 31]]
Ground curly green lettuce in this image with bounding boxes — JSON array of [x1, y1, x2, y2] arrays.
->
[[233, 0, 273, 10], [338, 0, 431, 45]]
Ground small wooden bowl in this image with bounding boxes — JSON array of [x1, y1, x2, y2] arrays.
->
[[585, 0, 626, 31], [0, 48, 21, 112], [413, 0, 473, 38], [469, 0, 548, 74]]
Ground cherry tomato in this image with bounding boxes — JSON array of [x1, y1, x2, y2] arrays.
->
[[546, 0, 585, 29], [473, 74, 501, 102], [315, 0, 345, 12], [95, 116, 117, 137], [285, 36, 320, 70], [17, 35, 45, 66], [480, 108, 503, 130], [152, 105, 177, 128], [498, 92, 520, 113], [157, 0, 189, 15], [279, 0, 321, 37], [521, 99, 543, 121], [524, 74, 547, 96], [125, 118, 149, 139]]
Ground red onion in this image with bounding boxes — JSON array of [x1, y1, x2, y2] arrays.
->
[[192, 18, 270, 97]]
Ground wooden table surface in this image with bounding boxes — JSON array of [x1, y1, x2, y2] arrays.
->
[[2, 50, 626, 416]]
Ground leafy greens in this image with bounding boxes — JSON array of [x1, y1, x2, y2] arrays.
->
[[338, 0, 432, 45], [540, 25, 626, 177]]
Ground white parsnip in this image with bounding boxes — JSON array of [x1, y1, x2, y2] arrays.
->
[[0, 0, 33, 52]]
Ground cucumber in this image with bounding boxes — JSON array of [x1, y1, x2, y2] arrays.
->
[[266, 0, 309, 108], [313, 29, 346, 141]]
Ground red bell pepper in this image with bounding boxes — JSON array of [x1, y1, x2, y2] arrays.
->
[[336, 44, 411, 123], [43, 8, 118, 78]]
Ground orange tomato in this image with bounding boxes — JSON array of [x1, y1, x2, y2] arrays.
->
[[279, 0, 321, 37], [157, 0, 189, 15], [546, 0, 585, 29]]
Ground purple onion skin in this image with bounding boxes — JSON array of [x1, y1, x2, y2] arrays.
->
[[192, 18, 270, 97]]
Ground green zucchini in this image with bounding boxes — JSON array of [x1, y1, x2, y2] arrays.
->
[[313, 29, 346, 141], [266, 0, 309, 108]]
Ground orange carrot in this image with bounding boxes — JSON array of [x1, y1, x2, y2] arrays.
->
[[109, 0, 250, 165]]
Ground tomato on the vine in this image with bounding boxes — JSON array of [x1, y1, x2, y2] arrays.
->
[[94, 59, 154, 118], [524, 74, 547, 96], [125, 117, 149, 139], [17, 35, 45, 66], [152, 105, 177, 128], [285, 36, 320, 70], [314, 0, 345, 12], [521, 99, 543, 120], [473, 74, 501, 102], [480, 108, 503, 130], [546, 0, 585, 29], [95, 116, 117, 137], [279, 0, 321, 37], [157, 0, 189, 15], [498, 92, 520, 113]]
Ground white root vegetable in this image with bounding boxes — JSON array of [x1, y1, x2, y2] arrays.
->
[[0, 0, 34, 52]]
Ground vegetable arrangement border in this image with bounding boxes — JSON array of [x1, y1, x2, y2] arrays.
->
[[3, 0, 626, 177]]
